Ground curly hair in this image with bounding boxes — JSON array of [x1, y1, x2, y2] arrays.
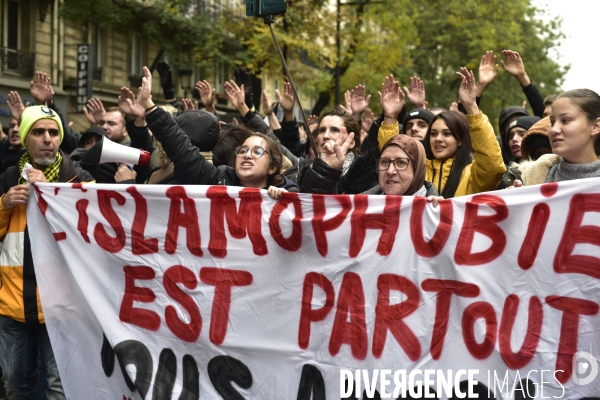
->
[[212, 125, 253, 167], [313, 106, 361, 156], [243, 132, 285, 187]]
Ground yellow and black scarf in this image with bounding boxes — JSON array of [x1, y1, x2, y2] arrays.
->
[[18, 151, 62, 185]]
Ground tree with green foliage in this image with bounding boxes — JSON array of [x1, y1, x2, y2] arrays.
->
[[402, 0, 567, 122], [234, 0, 566, 120], [61, 0, 567, 124], [222, 0, 338, 96], [60, 0, 240, 71]]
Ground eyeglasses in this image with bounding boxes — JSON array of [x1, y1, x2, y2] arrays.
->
[[235, 145, 270, 159], [378, 157, 411, 171]]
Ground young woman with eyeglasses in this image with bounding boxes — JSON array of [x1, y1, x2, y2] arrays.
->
[[137, 66, 298, 199]]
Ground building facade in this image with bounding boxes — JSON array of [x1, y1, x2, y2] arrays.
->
[[0, 0, 315, 135]]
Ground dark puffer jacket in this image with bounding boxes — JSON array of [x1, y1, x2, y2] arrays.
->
[[296, 148, 379, 195], [145, 107, 298, 191]]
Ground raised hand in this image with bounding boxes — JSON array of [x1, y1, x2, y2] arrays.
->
[[276, 82, 295, 112], [456, 67, 478, 115], [233, 67, 254, 108], [156, 60, 175, 100], [83, 98, 106, 125], [224, 80, 247, 113], [378, 74, 405, 121], [276, 82, 295, 121], [320, 129, 355, 170], [450, 102, 459, 112], [343, 90, 352, 116], [30, 71, 54, 106], [478, 51, 498, 87], [403, 76, 425, 109], [501, 50, 531, 86], [362, 107, 374, 133], [261, 90, 276, 116], [181, 98, 199, 111], [350, 84, 371, 119], [139, 66, 155, 110], [118, 87, 145, 119], [6, 91, 28, 122], [195, 80, 216, 112]]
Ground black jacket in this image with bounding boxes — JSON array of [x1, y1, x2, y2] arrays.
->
[[296, 149, 379, 195], [295, 118, 381, 194], [0, 137, 25, 174], [146, 107, 298, 191]]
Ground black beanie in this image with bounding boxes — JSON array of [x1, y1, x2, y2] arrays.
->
[[79, 126, 108, 147], [175, 110, 220, 152], [508, 116, 541, 135], [401, 109, 435, 135], [498, 106, 529, 137]]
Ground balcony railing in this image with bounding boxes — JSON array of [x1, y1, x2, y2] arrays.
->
[[0, 47, 35, 77]]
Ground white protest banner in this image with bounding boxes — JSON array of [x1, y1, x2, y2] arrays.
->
[[26, 180, 600, 399]]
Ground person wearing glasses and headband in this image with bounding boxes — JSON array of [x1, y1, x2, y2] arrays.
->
[[137, 66, 298, 199], [364, 135, 442, 205]]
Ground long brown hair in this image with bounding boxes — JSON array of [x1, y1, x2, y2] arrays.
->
[[555, 89, 600, 154], [423, 111, 473, 198]]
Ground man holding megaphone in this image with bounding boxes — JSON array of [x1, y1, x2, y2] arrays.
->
[[79, 130, 150, 183]]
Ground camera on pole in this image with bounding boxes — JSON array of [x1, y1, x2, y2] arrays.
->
[[244, 0, 320, 159], [246, 0, 287, 17]]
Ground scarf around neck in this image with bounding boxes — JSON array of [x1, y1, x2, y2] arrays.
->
[[18, 151, 62, 185]]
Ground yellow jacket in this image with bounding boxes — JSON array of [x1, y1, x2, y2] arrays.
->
[[0, 202, 32, 323], [379, 111, 505, 197]]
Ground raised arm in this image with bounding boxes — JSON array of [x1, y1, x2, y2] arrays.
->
[[477, 50, 498, 98], [262, 89, 280, 132], [276, 82, 296, 122], [139, 66, 219, 185], [196, 80, 216, 115], [377, 74, 405, 150], [501, 49, 544, 117], [457, 66, 506, 193], [350, 84, 371, 122], [402, 76, 426, 109]]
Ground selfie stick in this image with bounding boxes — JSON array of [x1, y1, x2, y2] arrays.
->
[[263, 15, 319, 159]]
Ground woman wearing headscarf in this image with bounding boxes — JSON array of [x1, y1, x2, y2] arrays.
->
[[363, 134, 438, 198]]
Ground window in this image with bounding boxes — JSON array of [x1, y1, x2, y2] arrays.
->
[[129, 33, 142, 76], [87, 22, 102, 80], [3, 0, 19, 50]]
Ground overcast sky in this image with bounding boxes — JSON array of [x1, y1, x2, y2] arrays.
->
[[531, 0, 600, 94]]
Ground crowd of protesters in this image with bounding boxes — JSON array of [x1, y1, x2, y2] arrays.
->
[[0, 48, 599, 399]]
